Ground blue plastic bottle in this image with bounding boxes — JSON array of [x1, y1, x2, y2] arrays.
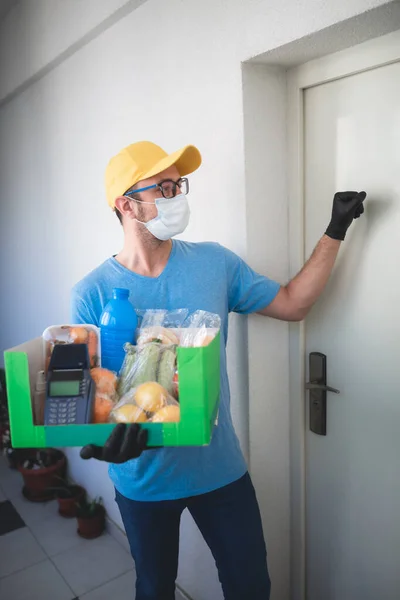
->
[[100, 288, 138, 373]]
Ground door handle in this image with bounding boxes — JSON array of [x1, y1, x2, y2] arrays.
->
[[306, 352, 339, 436], [305, 382, 340, 394]]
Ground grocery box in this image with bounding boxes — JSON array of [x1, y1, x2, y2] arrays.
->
[[4, 330, 220, 448]]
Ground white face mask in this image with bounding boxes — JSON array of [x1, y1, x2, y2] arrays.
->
[[128, 193, 190, 241]]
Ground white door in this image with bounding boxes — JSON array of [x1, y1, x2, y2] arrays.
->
[[303, 58, 400, 599]]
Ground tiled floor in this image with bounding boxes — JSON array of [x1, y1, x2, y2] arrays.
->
[[0, 456, 136, 600]]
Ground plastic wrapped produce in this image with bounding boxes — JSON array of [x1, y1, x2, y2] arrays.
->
[[118, 342, 177, 398], [180, 311, 221, 347], [42, 324, 100, 372], [136, 309, 188, 346], [111, 382, 179, 423]]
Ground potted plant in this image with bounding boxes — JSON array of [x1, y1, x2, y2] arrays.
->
[[0, 368, 13, 466], [47, 477, 86, 517], [76, 497, 106, 539], [17, 448, 67, 502], [0, 370, 37, 470]]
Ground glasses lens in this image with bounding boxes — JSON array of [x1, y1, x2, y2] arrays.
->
[[159, 178, 189, 198], [160, 180, 176, 199], [179, 178, 189, 195]]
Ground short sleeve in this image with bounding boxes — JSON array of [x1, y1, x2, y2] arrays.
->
[[223, 246, 281, 314], [70, 289, 99, 326]]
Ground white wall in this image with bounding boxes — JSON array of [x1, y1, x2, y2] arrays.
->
[[0, 0, 149, 103], [243, 63, 291, 599], [0, 1, 391, 598]]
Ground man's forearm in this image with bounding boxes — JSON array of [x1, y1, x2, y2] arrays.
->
[[286, 235, 341, 317]]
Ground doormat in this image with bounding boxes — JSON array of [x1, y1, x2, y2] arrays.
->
[[0, 500, 26, 536]]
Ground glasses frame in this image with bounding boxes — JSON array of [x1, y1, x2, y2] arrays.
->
[[124, 177, 189, 200]]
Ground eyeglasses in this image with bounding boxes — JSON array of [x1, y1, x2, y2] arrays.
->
[[124, 177, 189, 200]]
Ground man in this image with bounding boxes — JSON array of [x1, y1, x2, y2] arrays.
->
[[71, 141, 365, 600]]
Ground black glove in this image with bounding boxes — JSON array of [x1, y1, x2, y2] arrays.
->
[[325, 191, 366, 241], [80, 423, 148, 463]]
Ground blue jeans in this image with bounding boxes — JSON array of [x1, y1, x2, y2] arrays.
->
[[115, 472, 271, 600]]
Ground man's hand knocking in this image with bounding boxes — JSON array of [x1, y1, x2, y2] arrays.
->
[[325, 191, 366, 241]]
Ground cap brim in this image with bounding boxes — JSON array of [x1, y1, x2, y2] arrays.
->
[[141, 145, 202, 181]]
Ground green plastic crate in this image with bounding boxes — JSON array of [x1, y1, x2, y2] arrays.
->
[[4, 333, 220, 448]]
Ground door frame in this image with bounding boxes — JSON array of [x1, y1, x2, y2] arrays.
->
[[286, 29, 400, 600]]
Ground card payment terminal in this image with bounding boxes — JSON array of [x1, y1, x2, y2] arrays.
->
[[45, 343, 95, 425]]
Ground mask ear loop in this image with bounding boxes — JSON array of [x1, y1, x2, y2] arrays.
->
[[123, 195, 156, 205], [123, 195, 158, 226]]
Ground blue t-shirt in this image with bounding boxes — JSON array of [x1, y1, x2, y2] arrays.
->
[[70, 241, 280, 501]]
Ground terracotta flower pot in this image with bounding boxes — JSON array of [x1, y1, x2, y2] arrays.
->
[[57, 486, 86, 518], [18, 451, 66, 502], [77, 505, 106, 539]]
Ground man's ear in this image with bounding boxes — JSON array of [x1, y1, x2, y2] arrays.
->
[[114, 195, 136, 220]]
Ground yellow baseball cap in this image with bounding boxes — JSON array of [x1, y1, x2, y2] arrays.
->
[[105, 141, 202, 208]]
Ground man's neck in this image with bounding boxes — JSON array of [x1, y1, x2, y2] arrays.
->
[[115, 233, 173, 278]]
